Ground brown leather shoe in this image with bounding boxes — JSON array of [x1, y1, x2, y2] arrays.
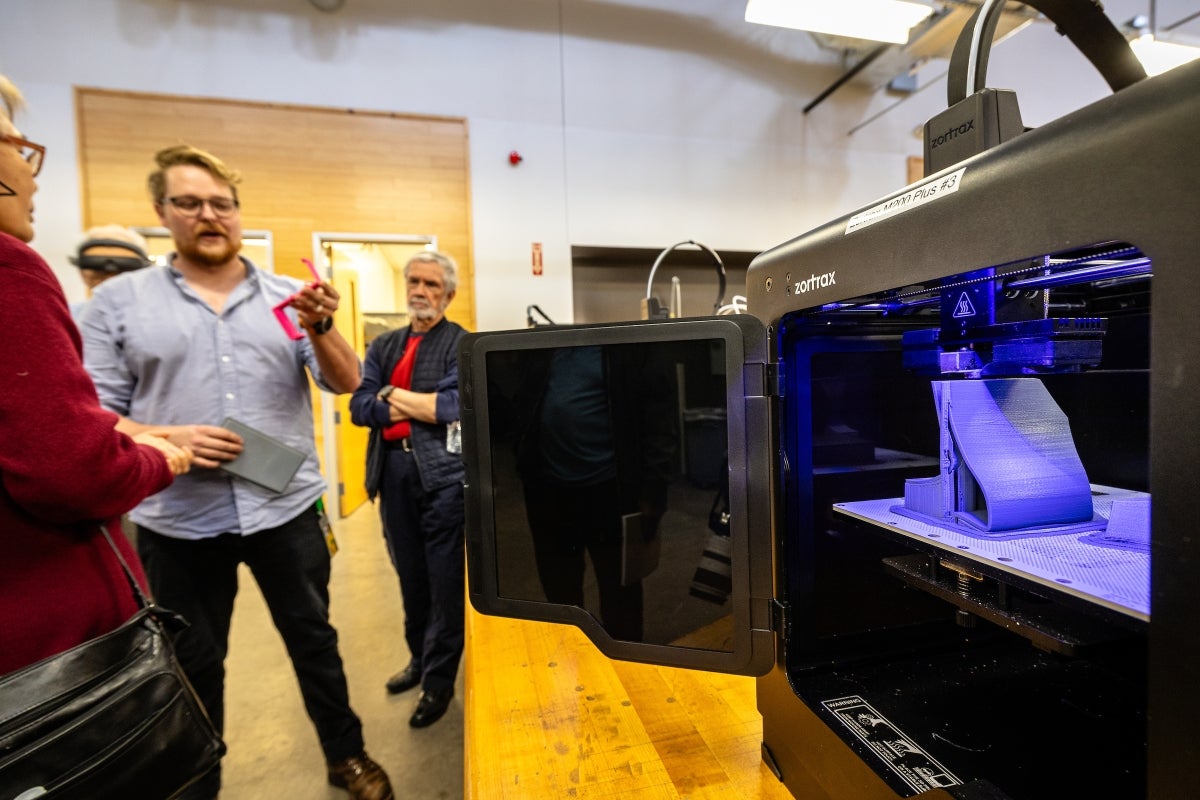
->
[[327, 752, 394, 800]]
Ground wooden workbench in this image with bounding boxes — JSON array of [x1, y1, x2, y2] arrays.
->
[[464, 607, 794, 799]]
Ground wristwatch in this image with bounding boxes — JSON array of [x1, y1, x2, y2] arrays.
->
[[307, 315, 334, 336], [377, 385, 396, 401]]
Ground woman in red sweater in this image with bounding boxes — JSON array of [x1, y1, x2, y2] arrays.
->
[[0, 75, 193, 675]]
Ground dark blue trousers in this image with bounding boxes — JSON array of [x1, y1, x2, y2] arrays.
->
[[137, 508, 363, 800], [378, 448, 465, 694]]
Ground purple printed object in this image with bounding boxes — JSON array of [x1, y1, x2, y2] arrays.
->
[[908, 379, 1094, 532]]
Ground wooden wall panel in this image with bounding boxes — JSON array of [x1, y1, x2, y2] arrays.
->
[[75, 88, 474, 330], [907, 155, 924, 185]]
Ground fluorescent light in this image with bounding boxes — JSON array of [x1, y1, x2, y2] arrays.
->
[[745, 0, 934, 45], [1129, 34, 1200, 76]]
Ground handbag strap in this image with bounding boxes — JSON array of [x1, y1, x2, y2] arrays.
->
[[97, 522, 151, 610]]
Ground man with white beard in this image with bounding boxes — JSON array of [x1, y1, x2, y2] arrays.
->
[[349, 250, 466, 730]]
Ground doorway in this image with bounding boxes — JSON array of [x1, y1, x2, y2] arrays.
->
[[312, 233, 438, 518]]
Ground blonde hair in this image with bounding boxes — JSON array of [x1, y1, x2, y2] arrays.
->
[[147, 144, 242, 204], [0, 75, 25, 137]]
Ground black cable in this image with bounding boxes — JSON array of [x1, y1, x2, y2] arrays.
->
[[644, 240, 727, 316], [1164, 9, 1200, 32], [803, 44, 891, 115], [948, 0, 1146, 106], [526, 305, 555, 327]]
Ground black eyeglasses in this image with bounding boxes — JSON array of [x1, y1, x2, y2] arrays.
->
[[0, 134, 46, 177], [164, 195, 240, 218]]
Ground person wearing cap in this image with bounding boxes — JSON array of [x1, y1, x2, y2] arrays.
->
[[68, 224, 153, 319]]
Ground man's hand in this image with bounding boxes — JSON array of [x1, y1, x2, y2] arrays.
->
[[292, 280, 340, 329], [287, 279, 362, 393], [132, 431, 195, 476], [386, 390, 411, 424], [156, 424, 245, 469], [385, 387, 438, 425]]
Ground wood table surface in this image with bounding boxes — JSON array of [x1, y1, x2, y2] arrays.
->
[[464, 607, 794, 799]]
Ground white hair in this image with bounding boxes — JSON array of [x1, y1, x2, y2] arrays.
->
[[404, 250, 459, 294]]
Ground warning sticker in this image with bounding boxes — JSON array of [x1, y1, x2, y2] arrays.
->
[[952, 292, 976, 318], [821, 696, 962, 793]]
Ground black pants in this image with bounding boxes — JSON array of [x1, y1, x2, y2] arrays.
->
[[137, 508, 363, 800], [378, 447, 465, 694], [523, 478, 644, 641]]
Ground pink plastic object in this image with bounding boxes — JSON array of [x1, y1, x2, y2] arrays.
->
[[272, 258, 325, 340]]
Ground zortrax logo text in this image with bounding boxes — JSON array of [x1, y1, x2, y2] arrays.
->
[[795, 270, 836, 294], [930, 118, 975, 150]]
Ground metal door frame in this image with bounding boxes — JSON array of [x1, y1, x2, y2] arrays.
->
[[311, 232, 438, 514]]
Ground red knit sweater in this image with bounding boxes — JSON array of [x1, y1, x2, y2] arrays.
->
[[0, 233, 173, 675]]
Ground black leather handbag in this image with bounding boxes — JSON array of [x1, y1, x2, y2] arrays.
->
[[0, 526, 225, 800]]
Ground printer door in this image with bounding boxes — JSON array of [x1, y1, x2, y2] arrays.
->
[[458, 315, 777, 676]]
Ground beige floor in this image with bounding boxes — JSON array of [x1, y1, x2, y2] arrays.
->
[[218, 502, 464, 799]]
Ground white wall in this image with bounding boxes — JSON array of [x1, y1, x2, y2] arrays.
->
[[2, 0, 1151, 331]]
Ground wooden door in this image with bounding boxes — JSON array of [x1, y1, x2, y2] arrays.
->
[[330, 266, 369, 517], [326, 238, 429, 517]]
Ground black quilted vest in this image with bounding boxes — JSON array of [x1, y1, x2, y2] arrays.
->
[[364, 317, 466, 497]]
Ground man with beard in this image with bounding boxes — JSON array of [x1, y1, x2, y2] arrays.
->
[[81, 145, 393, 800], [349, 251, 466, 729]]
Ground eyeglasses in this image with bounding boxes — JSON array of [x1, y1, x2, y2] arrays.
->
[[0, 134, 46, 177], [164, 195, 240, 218]]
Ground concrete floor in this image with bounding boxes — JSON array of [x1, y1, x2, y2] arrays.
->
[[218, 502, 464, 799]]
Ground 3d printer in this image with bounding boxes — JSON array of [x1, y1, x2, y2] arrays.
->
[[459, 3, 1198, 797]]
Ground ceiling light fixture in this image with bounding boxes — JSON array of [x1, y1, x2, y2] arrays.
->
[[1129, 34, 1200, 75], [1123, 1, 1200, 77], [744, 0, 935, 45], [1125, 9, 1200, 76]]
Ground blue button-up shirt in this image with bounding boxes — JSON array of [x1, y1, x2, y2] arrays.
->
[[81, 257, 339, 539]]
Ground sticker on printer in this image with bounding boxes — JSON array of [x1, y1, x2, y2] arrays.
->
[[952, 292, 976, 318], [845, 167, 966, 235], [821, 696, 962, 792]]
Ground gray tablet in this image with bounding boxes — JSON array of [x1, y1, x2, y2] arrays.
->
[[217, 417, 306, 494]]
